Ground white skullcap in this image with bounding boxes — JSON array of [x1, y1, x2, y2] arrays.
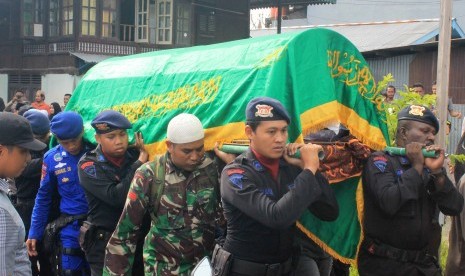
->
[[167, 113, 204, 144]]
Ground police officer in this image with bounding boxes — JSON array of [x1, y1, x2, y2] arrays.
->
[[26, 111, 92, 275], [78, 110, 148, 276], [103, 113, 233, 275], [15, 110, 53, 275], [358, 105, 464, 276], [214, 97, 337, 276]]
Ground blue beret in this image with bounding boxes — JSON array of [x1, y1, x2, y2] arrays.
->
[[23, 110, 50, 135], [91, 110, 132, 134], [50, 111, 84, 140], [246, 97, 290, 124], [398, 105, 439, 132]]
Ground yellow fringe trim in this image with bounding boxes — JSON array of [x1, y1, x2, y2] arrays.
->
[[296, 221, 354, 265], [355, 177, 365, 268], [296, 177, 365, 266]]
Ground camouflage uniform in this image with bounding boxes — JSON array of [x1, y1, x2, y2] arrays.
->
[[103, 153, 220, 276]]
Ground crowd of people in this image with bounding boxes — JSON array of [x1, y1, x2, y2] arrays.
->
[[0, 90, 464, 276]]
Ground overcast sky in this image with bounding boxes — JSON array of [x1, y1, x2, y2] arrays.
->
[[306, 0, 465, 28]]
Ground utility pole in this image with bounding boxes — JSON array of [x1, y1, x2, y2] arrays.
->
[[277, 0, 282, 34], [436, 0, 452, 149]]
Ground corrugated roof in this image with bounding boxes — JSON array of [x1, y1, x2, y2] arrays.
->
[[250, 0, 335, 9], [250, 19, 465, 52]]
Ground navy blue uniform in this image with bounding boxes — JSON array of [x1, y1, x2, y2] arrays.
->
[[29, 144, 90, 274]]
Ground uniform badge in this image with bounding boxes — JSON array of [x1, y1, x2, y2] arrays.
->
[[81, 161, 97, 178], [396, 169, 404, 177], [227, 168, 244, 189], [55, 162, 66, 169], [252, 160, 265, 172], [255, 104, 274, 118], [409, 105, 425, 117], [62, 177, 69, 183], [54, 153, 63, 162], [95, 123, 110, 131]]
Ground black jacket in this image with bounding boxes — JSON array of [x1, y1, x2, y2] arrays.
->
[[78, 146, 142, 231], [220, 150, 338, 264], [362, 151, 464, 250]]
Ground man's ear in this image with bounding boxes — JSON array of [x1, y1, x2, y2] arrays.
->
[[166, 140, 173, 154], [398, 126, 408, 142], [245, 125, 254, 139]]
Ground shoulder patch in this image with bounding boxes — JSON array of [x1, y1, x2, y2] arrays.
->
[[228, 173, 244, 190], [373, 156, 388, 172], [81, 162, 96, 178], [80, 161, 94, 170], [227, 168, 245, 176]]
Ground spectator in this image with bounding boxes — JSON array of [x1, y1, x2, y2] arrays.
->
[[31, 90, 51, 115], [412, 83, 425, 96], [62, 93, 72, 110], [5, 90, 27, 113], [384, 85, 396, 104], [49, 102, 62, 120]]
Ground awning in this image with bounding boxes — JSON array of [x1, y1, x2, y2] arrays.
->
[[70, 52, 113, 63]]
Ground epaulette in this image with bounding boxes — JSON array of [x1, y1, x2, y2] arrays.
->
[[43, 146, 59, 160]]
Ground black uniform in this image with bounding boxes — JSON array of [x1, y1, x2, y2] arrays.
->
[[78, 146, 144, 276], [358, 151, 464, 276], [217, 150, 338, 276]]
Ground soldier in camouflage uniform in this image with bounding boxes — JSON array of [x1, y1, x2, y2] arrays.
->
[[103, 113, 234, 276]]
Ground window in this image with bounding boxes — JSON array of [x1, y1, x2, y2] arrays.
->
[[136, 0, 148, 42], [22, 0, 43, 37], [49, 0, 59, 36], [176, 3, 190, 46], [157, 0, 172, 44], [102, 0, 117, 38], [62, 0, 73, 35], [82, 0, 96, 36]]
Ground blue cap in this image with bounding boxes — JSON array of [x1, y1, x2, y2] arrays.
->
[[246, 97, 290, 124], [50, 111, 84, 140], [398, 105, 439, 132], [23, 110, 50, 135], [91, 110, 132, 134]]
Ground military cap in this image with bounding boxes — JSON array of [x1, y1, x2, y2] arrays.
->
[[246, 97, 290, 124], [398, 105, 439, 132], [91, 110, 132, 134], [50, 111, 84, 140], [23, 110, 50, 135]]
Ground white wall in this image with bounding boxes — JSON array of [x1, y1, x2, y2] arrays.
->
[[0, 74, 8, 102], [41, 74, 78, 106]]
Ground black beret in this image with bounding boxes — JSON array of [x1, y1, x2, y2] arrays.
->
[[246, 97, 290, 124], [398, 105, 439, 132], [91, 110, 132, 134]]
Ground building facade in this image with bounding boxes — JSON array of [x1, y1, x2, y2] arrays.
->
[[0, 0, 248, 104]]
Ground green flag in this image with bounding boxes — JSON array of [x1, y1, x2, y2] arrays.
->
[[67, 28, 388, 264]]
